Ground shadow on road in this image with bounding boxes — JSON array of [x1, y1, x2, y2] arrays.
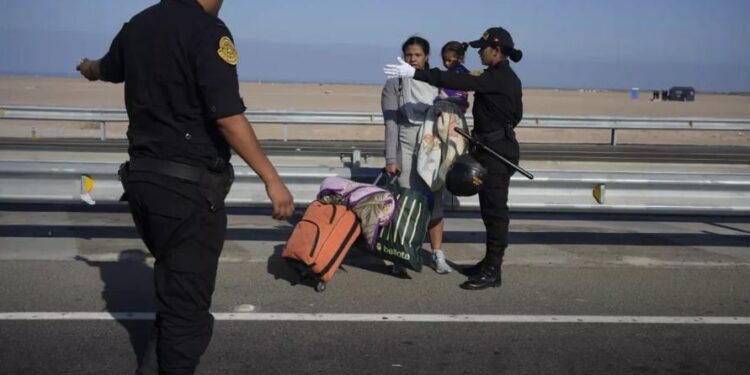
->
[[7, 224, 748, 248], [265, 237, 438, 290], [75, 249, 155, 372]]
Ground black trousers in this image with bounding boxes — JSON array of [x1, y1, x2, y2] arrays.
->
[[474, 128, 519, 266], [126, 171, 228, 375]]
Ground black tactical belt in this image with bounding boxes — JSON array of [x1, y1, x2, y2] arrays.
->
[[473, 128, 508, 144], [128, 158, 204, 183]]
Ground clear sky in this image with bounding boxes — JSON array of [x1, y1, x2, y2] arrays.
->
[[1, 0, 749, 91]]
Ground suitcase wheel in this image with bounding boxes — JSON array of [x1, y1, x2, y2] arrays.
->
[[315, 281, 327, 293]]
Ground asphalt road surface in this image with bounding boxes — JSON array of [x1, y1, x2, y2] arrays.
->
[[1, 206, 749, 374]]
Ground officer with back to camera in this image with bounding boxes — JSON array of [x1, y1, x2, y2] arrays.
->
[[76, 0, 294, 373], [384, 27, 524, 290]]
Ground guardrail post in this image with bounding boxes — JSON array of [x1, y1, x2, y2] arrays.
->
[[352, 149, 361, 169], [99, 121, 107, 141], [610, 129, 617, 145], [283, 124, 288, 142]]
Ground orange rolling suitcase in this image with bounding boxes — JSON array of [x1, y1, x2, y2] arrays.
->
[[282, 200, 361, 292]]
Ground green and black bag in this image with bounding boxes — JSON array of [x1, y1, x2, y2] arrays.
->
[[372, 178, 430, 272]]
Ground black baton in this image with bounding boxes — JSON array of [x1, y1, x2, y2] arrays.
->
[[454, 127, 534, 180]]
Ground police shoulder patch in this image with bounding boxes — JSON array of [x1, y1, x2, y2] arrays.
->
[[217, 36, 238, 65]]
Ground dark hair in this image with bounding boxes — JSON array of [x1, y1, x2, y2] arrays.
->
[[402, 36, 431, 69], [441, 41, 469, 57], [500, 45, 523, 63], [508, 48, 523, 63]]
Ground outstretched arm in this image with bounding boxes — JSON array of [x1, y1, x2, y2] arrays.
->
[[76, 24, 127, 83], [414, 68, 498, 93], [384, 58, 504, 93]]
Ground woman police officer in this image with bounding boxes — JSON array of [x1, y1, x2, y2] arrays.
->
[[384, 27, 523, 290]]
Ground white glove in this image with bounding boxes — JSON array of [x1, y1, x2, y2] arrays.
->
[[383, 57, 416, 78]]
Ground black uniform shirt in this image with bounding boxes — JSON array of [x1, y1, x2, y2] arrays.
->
[[97, 0, 246, 169], [414, 60, 523, 135]]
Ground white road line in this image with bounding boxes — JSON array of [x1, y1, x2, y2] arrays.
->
[[1, 312, 750, 325]]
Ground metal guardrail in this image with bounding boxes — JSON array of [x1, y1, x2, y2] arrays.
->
[[1, 161, 748, 215], [2, 105, 750, 145]]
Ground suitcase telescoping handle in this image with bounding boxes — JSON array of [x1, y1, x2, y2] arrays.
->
[[453, 127, 534, 180], [374, 168, 400, 186]]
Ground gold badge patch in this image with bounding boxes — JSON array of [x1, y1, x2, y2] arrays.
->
[[482, 31, 490, 40], [217, 36, 238, 65]]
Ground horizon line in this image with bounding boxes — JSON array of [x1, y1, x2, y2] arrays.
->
[[2, 72, 748, 95]]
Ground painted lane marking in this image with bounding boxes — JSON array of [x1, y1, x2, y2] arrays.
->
[[1, 313, 749, 325]]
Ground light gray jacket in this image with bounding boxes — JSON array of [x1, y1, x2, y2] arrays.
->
[[381, 77, 437, 165]]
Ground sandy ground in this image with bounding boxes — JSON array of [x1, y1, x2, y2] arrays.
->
[[1, 76, 749, 145]]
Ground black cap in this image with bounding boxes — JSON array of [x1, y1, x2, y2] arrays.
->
[[468, 27, 514, 49]]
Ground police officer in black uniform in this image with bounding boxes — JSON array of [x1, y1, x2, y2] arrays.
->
[[384, 27, 523, 290], [76, 0, 295, 373]]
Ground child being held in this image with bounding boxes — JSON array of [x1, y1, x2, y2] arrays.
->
[[437, 41, 470, 113]]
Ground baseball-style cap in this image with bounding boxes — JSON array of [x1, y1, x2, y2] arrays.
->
[[468, 27, 514, 49]]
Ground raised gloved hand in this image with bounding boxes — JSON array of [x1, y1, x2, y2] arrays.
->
[[383, 57, 416, 79]]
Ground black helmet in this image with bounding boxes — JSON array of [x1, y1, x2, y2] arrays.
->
[[446, 153, 487, 196]]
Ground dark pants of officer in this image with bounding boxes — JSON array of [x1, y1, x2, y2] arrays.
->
[[475, 127, 519, 267], [126, 168, 229, 375]]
